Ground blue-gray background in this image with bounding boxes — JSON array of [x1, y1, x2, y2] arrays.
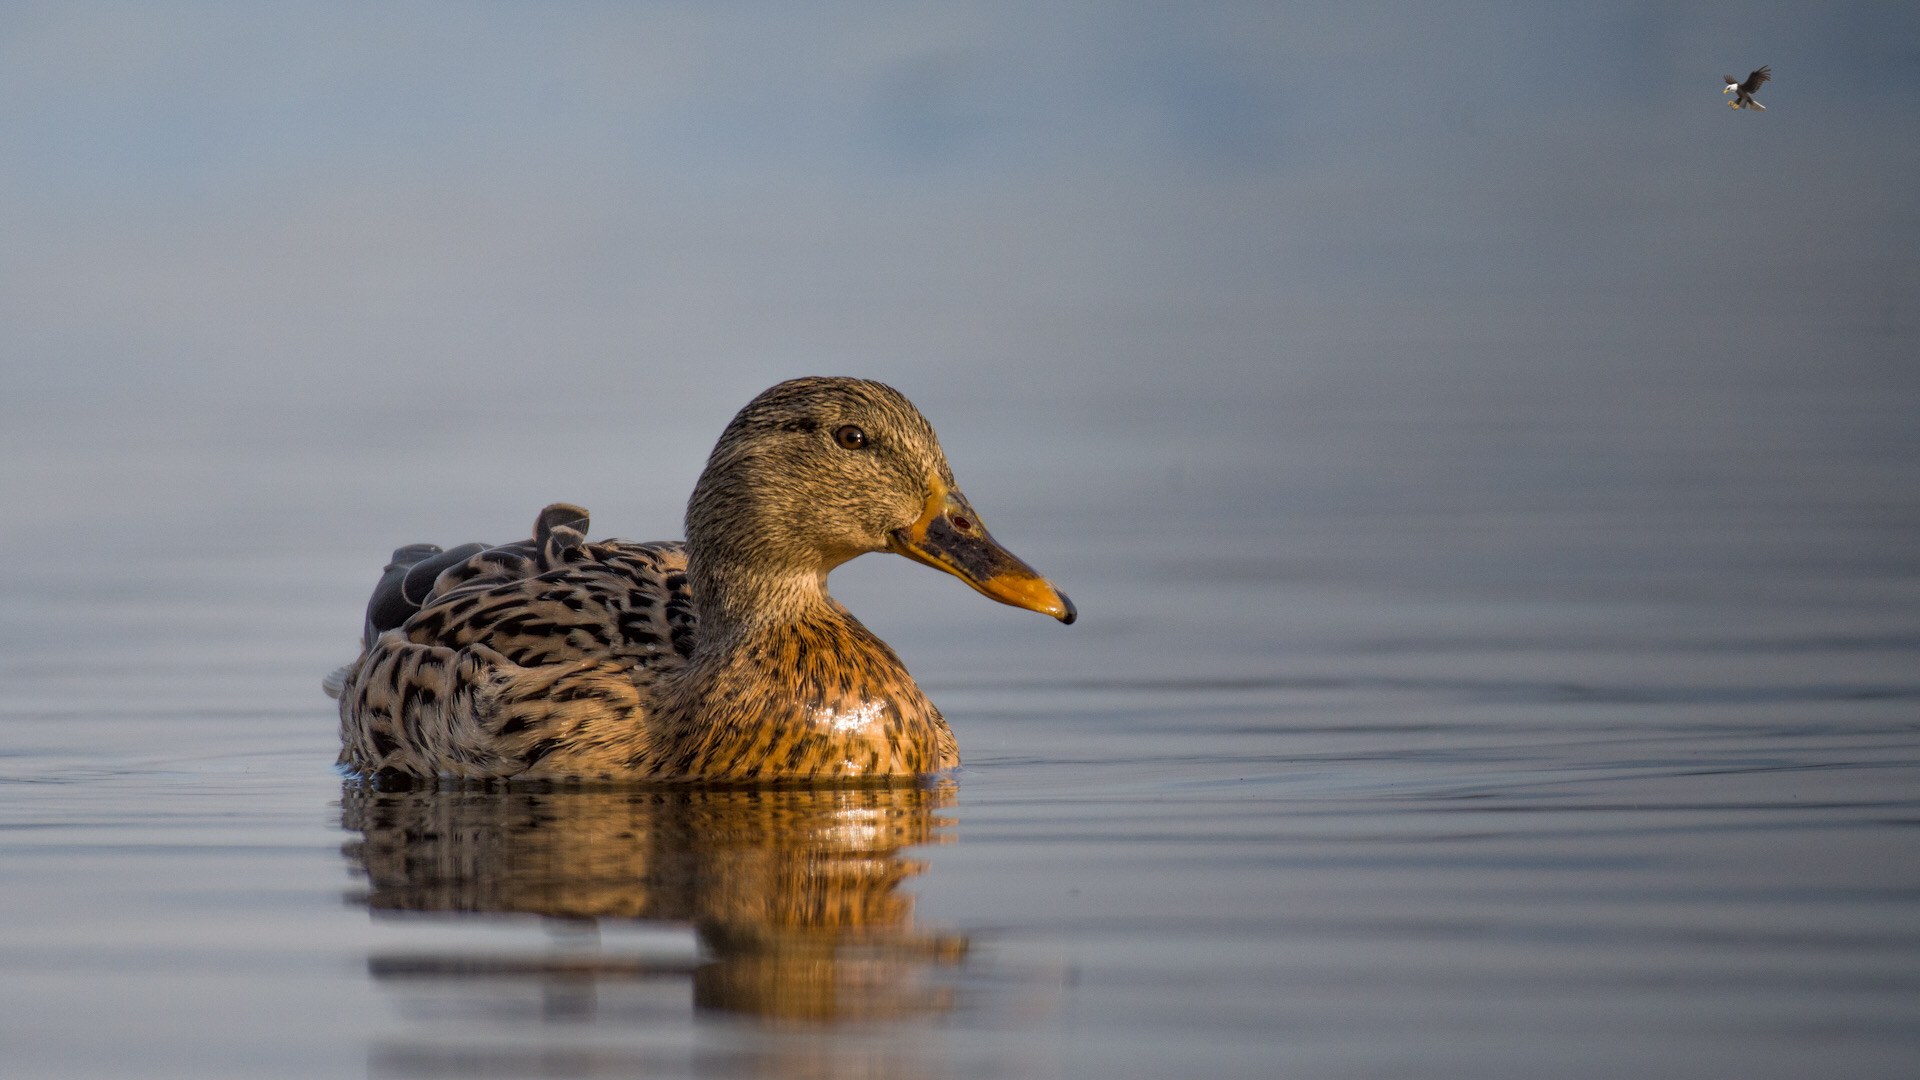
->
[[5, 3, 1912, 597]]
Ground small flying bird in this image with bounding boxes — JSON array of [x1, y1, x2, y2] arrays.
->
[[1724, 66, 1770, 110]]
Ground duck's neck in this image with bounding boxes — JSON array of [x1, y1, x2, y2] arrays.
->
[[687, 552, 838, 645], [649, 552, 958, 780]]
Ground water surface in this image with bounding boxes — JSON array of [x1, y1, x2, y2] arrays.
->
[[3, 425, 1916, 1078]]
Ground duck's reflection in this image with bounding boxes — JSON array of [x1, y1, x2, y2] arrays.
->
[[341, 781, 964, 1025]]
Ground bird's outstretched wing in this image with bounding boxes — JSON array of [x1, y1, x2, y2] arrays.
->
[[1742, 66, 1771, 94], [1724, 75, 1738, 86]]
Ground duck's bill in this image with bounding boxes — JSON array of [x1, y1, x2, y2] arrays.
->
[[887, 488, 1077, 624]]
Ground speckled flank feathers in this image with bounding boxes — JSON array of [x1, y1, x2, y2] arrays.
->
[[338, 525, 691, 780], [335, 377, 1069, 784]]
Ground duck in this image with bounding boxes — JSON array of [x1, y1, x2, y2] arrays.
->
[[330, 377, 1075, 784]]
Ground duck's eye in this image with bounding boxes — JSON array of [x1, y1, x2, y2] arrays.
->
[[834, 425, 868, 450]]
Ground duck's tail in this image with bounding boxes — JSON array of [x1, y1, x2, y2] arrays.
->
[[322, 663, 354, 700]]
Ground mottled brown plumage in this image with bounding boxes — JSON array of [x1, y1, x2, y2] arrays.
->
[[333, 377, 1073, 783]]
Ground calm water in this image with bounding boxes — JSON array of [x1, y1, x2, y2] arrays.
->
[[3, 381, 1917, 1079]]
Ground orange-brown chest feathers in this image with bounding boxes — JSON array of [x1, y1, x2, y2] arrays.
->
[[649, 610, 959, 781]]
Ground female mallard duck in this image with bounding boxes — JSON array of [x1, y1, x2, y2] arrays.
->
[[332, 377, 1074, 784]]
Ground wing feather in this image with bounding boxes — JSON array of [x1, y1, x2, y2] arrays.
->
[[336, 503, 696, 780]]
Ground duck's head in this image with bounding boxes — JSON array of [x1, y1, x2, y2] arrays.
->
[[685, 377, 1075, 625]]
